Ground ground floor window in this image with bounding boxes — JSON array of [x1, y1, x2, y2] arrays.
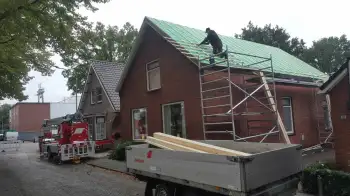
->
[[84, 117, 94, 141], [162, 102, 186, 138], [282, 97, 294, 134], [95, 116, 106, 140], [132, 108, 148, 140]]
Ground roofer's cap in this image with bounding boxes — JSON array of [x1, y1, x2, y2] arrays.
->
[[205, 28, 210, 33]]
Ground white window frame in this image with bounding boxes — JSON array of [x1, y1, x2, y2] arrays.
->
[[146, 60, 161, 91], [282, 97, 294, 135], [131, 108, 148, 140], [95, 116, 106, 141], [161, 101, 187, 138], [90, 89, 96, 104], [96, 87, 103, 103], [84, 117, 94, 141]]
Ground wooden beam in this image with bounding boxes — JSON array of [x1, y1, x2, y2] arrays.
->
[[146, 137, 207, 153], [153, 133, 251, 156], [146, 139, 174, 150], [259, 72, 291, 144]]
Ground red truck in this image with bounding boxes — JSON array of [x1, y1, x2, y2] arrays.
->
[[39, 113, 95, 164]]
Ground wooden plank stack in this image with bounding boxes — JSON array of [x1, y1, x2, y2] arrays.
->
[[146, 132, 251, 156]]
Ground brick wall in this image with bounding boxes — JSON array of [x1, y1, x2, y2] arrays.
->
[[329, 74, 350, 172]]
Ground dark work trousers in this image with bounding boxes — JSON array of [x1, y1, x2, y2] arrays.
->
[[212, 42, 227, 59]]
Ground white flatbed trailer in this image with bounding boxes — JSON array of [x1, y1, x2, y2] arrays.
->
[[126, 140, 303, 196]]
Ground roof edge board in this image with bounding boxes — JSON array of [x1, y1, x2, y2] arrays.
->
[[78, 65, 93, 112], [318, 69, 347, 94], [116, 17, 151, 92]]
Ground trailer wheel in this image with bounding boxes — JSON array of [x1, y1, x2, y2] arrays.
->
[[155, 184, 175, 196], [53, 155, 62, 165], [47, 147, 53, 161]]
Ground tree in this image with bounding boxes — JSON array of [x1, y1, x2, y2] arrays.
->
[[0, 104, 12, 130], [61, 22, 138, 94], [0, 0, 110, 101], [235, 21, 307, 59], [303, 35, 350, 74]]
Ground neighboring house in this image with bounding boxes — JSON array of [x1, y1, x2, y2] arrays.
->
[[319, 57, 350, 172], [9, 102, 50, 140], [8, 99, 80, 141], [116, 17, 329, 147], [78, 61, 123, 148]]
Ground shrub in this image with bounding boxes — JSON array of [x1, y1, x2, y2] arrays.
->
[[302, 162, 350, 196], [108, 140, 144, 161]]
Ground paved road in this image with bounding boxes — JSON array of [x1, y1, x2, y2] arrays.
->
[[0, 142, 145, 196], [0, 142, 315, 196]]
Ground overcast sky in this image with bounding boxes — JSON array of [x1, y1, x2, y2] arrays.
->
[[1, 0, 349, 105]]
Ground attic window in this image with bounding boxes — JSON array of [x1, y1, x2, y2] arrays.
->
[[90, 89, 96, 104], [96, 87, 102, 103], [146, 60, 161, 91]]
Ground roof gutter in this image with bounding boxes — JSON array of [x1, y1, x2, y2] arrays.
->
[[269, 78, 324, 87]]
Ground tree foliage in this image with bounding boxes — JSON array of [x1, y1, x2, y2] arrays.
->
[[235, 22, 350, 74], [304, 35, 350, 74], [0, 104, 12, 130], [0, 0, 110, 101], [235, 21, 307, 59], [61, 22, 138, 94]]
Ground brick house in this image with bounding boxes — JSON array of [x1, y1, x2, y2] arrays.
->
[[319, 57, 350, 171], [116, 17, 329, 147], [78, 61, 123, 148], [9, 102, 50, 140]]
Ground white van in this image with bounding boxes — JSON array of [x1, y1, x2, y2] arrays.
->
[[5, 132, 19, 141]]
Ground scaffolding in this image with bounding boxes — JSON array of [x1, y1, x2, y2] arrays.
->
[[197, 48, 293, 143], [162, 36, 323, 144]]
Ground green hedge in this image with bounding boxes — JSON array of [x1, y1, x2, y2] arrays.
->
[[302, 163, 350, 196], [108, 140, 144, 161]]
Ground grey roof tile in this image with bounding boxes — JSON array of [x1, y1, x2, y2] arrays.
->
[[91, 60, 124, 111]]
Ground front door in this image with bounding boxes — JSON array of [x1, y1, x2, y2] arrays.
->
[[162, 102, 186, 138]]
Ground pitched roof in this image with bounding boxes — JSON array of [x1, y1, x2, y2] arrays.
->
[[116, 17, 328, 91], [319, 58, 350, 94], [79, 61, 124, 111]]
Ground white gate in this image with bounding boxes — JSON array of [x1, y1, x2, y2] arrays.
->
[[0, 140, 21, 152]]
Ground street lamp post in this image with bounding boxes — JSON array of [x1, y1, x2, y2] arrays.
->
[[57, 64, 82, 113], [75, 75, 78, 111]]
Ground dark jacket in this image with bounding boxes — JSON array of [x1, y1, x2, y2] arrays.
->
[[200, 30, 223, 48]]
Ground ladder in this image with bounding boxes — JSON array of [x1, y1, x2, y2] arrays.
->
[[198, 51, 235, 140]]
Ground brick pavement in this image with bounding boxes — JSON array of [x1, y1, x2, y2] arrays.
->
[[0, 143, 145, 196], [87, 158, 127, 173]]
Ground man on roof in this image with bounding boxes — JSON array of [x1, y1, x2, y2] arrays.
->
[[198, 27, 228, 59]]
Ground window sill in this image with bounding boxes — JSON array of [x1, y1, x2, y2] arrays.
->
[[97, 101, 102, 104], [147, 87, 161, 92]]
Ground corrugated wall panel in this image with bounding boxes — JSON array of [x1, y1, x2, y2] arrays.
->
[[50, 103, 77, 118]]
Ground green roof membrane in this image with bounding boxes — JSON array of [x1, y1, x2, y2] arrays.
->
[[147, 17, 328, 81]]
